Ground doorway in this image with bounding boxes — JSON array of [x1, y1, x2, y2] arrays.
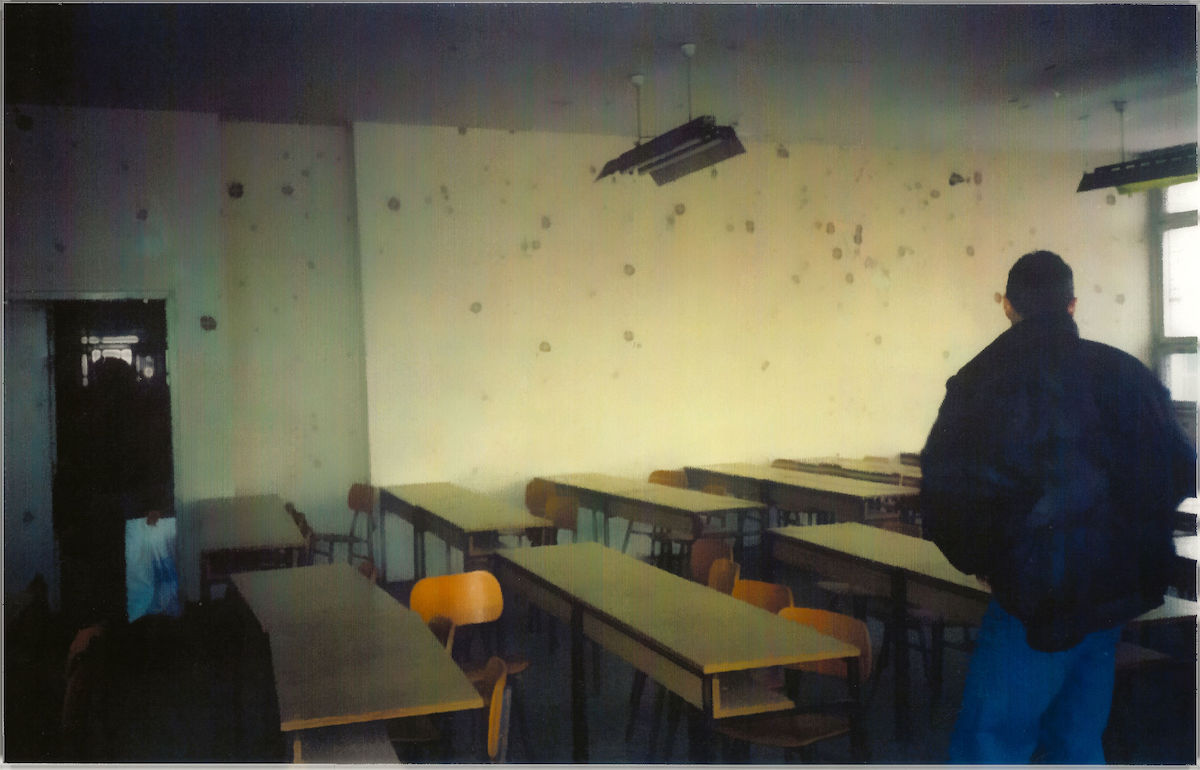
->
[[51, 300, 174, 628]]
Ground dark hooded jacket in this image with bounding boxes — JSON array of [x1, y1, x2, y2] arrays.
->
[[921, 312, 1196, 651]]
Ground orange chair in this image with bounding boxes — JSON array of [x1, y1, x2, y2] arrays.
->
[[707, 558, 740, 595], [732, 579, 795, 614], [408, 571, 532, 761], [689, 538, 733, 584], [388, 655, 509, 762], [714, 607, 872, 762]]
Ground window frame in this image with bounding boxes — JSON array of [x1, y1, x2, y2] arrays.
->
[[1147, 186, 1198, 385]]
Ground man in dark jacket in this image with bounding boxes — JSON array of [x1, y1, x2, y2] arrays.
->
[[921, 250, 1196, 763]]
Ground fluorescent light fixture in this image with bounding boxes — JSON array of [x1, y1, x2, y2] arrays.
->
[[596, 116, 746, 185], [1077, 144, 1197, 194]]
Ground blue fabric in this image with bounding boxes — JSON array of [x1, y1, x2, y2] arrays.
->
[[949, 600, 1120, 764]]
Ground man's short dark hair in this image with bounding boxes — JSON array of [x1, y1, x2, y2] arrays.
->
[[1006, 250, 1075, 317]]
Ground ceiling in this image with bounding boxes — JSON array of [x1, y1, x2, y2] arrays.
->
[[4, 3, 1197, 155]]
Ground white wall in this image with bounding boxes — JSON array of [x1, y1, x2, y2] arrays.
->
[[219, 120, 370, 533], [354, 122, 1152, 578]]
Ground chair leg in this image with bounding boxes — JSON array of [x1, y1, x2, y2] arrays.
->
[[660, 692, 683, 761], [509, 677, 532, 762], [626, 670, 647, 741], [645, 684, 667, 762]]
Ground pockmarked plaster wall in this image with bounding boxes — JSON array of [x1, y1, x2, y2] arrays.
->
[[219, 121, 370, 533], [354, 122, 1151, 579], [3, 104, 230, 603]]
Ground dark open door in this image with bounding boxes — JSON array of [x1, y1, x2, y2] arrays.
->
[[51, 300, 174, 628]]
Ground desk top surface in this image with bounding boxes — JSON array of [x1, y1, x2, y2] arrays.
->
[[543, 473, 766, 514], [196, 494, 304, 552], [786, 456, 923, 479], [499, 542, 856, 674], [381, 482, 551, 533], [770, 523, 1197, 623], [1174, 535, 1197, 562], [232, 564, 482, 731], [691, 463, 919, 498], [1177, 497, 1199, 515]]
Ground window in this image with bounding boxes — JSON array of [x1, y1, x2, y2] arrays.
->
[[1150, 179, 1199, 452]]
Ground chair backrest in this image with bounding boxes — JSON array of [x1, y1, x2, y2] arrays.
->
[[427, 614, 457, 651], [477, 656, 508, 762], [689, 538, 734, 583], [284, 502, 304, 528], [700, 482, 727, 496], [647, 469, 688, 488], [544, 492, 578, 532], [409, 570, 504, 627], [524, 478, 555, 516], [347, 483, 376, 514], [707, 558, 740, 594], [732, 579, 794, 614], [779, 606, 872, 679]]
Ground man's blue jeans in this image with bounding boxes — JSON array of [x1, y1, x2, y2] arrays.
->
[[949, 600, 1121, 764]]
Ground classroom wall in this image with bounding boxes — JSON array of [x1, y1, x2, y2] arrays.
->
[[354, 122, 1151, 577], [218, 121, 370, 535], [4, 105, 230, 605]]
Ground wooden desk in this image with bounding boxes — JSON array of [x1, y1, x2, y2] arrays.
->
[[495, 542, 862, 762], [230, 563, 482, 760], [540, 472, 767, 562], [775, 456, 922, 488], [686, 463, 920, 525], [378, 482, 554, 580], [195, 494, 305, 600], [764, 523, 1200, 742]]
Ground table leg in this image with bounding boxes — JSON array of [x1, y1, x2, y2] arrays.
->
[[570, 605, 589, 763], [379, 508, 388, 583], [890, 571, 911, 742], [687, 708, 712, 763]]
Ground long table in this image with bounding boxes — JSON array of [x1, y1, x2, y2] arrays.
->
[[378, 482, 554, 581], [539, 473, 767, 560], [195, 494, 306, 600], [763, 522, 1200, 741], [774, 456, 923, 488], [686, 463, 921, 525], [494, 542, 863, 762], [230, 563, 483, 760]]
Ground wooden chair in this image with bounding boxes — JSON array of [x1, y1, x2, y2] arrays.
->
[[689, 537, 733, 585], [427, 615, 457, 651], [286, 486, 377, 568], [707, 557, 740, 594], [388, 655, 509, 762], [714, 607, 872, 762], [408, 571, 533, 761], [732, 579, 795, 614]]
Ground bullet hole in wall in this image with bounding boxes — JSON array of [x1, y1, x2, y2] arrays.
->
[[943, 350, 951, 359], [761, 360, 770, 371], [974, 171, 983, 185], [776, 144, 790, 159], [726, 223, 735, 232], [745, 220, 755, 233], [440, 185, 450, 201], [301, 169, 310, 178], [994, 292, 1003, 303], [826, 222, 835, 235], [674, 203, 686, 216], [458, 126, 468, 135], [874, 335, 883, 345], [949, 172, 966, 186], [792, 274, 801, 284], [666, 214, 676, 228], [833, 247, 843, 260], [136, 209, 148, 221], [282, 184, 294, 196], [853, 224, 863, 245], [542, 215, 552, 229], [845, 273, 855, 284], [711, 168, 718, 178], [470, 302, 482, 314], [200, 315, 217, 331], [531, 240, 541, 250], [966, 245, 975, 256], [930, 189, 941, 199], [624, 263, 636, 276], [539, 341, 552, 352], [624, 330, 634, 342], [1115, 294, 1126, 304], [387, 197, 401, 211], [228, 182, 244, 198], [1106, 194, 1117, 205]]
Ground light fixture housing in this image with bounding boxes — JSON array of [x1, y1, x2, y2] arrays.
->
[[595, 115, 746, 185], [1077, 143, 1198, 194]]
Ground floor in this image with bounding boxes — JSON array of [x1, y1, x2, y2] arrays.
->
[[6, 544, 1195, 764]]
